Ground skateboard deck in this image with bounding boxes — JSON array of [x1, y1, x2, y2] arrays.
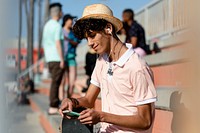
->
[[61, 107, 93, 133], [61, 118, 92, 133]]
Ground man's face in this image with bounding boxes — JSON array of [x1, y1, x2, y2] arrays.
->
[[86, 30, 110, 55], [122, 12, 130, 22]]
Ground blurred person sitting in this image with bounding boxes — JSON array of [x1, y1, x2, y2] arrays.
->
[[23, 75, 35, 94], [74, 48, 97, 96], [122, 9, 150, 57], [59, 14, 81, 100], [17, 75, 34, 104]]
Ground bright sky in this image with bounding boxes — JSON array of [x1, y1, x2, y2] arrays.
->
[[11, 0, 152, 45], [51, 0, 152, 20], [50, 0, 152, 45]]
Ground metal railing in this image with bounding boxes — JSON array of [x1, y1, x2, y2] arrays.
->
[[17, 57, 44, 79], [135, 0, 188, 42]]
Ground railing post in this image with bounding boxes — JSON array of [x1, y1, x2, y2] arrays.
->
[[17, 57, 44, 83], [168, 0, 174, 35], [144, 7, 149, 43], [18, 0, 22, 90]]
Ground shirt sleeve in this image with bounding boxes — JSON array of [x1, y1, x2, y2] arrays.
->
[[129, 24, 138, 38], [54, 25, 63, 41], [90, 57, 101, 88], [132, 66, 157, 106]]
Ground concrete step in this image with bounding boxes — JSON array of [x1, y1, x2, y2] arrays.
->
[[29, 94, 61, 133], [155, 86, 179, 111], [8, 112, 44, 133], [35, 77, 176, 111], [144, 44, 188, 67], [30, 92, 101, 133], [149, 32, 188, 50], [6, 93, 45, 133]]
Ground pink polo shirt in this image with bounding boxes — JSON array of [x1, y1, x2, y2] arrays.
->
[[91, 43, 157, 133]]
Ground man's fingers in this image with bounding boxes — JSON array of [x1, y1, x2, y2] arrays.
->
[[82, 121, 92, 125], [80, 108, 90, 115], [80, 110, 87, 115], [68, 102, 73, 111], [79, 116, 92, 124], [78, 109, 92, 120], [78, 113, 90, 120], [60, 102, 68, 110], [59, 109, 64, 117], [65, 115, 71, 119], [60, 99, 72, 110], [79, 109, 90, 118], [59, 98, 73, 117]]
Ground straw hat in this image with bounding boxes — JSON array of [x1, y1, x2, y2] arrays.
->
[[74, 4, 123, 32]]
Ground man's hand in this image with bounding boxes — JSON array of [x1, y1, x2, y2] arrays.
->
[[78, 109, 101, 125], [59, 98, 73, 118], [130, 36, 137, 48], [60, 61, 64, 69]]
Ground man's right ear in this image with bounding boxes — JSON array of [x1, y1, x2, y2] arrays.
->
[[60, 11, 63, 17], [106, 28, 112, 35], [105, 23, 113, 35]]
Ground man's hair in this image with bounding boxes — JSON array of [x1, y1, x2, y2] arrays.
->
[[73, 19, 118, 40], [49, 3, 62, 17], [123, 9, 134, 20]]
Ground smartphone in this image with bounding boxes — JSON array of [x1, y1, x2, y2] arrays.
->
[[62, 110, 80, 117]]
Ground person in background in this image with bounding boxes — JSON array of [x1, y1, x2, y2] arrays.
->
[[152, 38, 161, 53], [42, 3, 64, 115], [59, 14, 81, 99], [59, 4, 157, 132], [122, 9, 149, 57], [23, 75, 35, 94], [17, 75, 34, 105], [74, 47, 97, 96]]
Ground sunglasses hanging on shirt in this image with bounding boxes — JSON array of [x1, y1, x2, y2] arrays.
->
[[107, 62, 113, 76]]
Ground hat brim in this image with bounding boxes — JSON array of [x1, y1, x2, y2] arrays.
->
[[74, 14, 123, 33], [71, 16, 77, 19]]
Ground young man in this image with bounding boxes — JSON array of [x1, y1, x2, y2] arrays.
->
[[122, 9, 148, 57], [59, 4, 157, 132], [42, 3, 64, 115]]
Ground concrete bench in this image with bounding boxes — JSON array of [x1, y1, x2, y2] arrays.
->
[[155, 86, 179, 111], [144, 46, 187, 66], [149, 32, 188, 50]]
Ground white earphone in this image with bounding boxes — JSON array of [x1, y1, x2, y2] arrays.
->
[[107, 29, 111, 34]]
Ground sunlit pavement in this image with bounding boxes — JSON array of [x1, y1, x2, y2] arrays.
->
[[6, 92, 45, 133]]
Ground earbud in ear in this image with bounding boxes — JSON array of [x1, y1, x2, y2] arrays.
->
[[107, 29, 111, 34]]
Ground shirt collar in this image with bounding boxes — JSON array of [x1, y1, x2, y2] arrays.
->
[[103, 43, 135, 67]]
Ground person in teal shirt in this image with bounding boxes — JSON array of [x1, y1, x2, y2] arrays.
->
[[59, 14, 81, 99], [42, 3, 64, 115]]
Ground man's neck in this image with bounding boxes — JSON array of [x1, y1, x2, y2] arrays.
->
[[127, 20, 134, 26], [109, 39, 127, 62], [52, 16, 60, 21]]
